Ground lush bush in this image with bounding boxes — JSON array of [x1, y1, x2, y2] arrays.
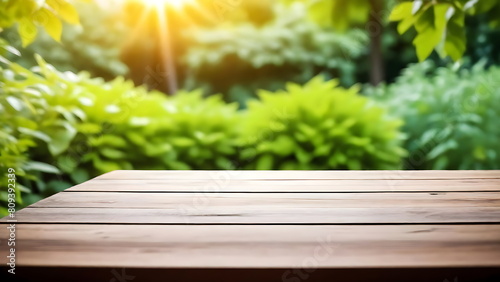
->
[[369, 62, 500, 170], [0, 48, 65, 210], [1, 50, 408, 214], [239, 76, 406, 170], [0, 0, 83, 213], [0, 51, 239, 212], [80, 89, 240, 172], [182, 2, 368, 105]]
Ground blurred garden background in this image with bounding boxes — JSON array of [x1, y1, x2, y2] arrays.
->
[[1, 0, 500, 214]]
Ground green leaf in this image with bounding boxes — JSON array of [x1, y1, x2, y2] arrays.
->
[[397, 16, 417, 34], [412, 0, 424, 15], [93, 157, 122, 173], [47, 123, 77, 155], [433, 4, 451, 30], [47, 0, 80, 24], [145, 143, 172, 157], [6, 96, 24, 111], [433, 157, 449, 170], [171, 137, 195, 147], [413, 8, 444, 61], [473, 146, 486, 161], [295, 148, 312, 164], [270, 135, 295, 156], [3, 45, 21, 56], [256, 154, 273, 170], [389, 2, 413, 21], [91, 135, 127, 148], [347, 159, 361, 170], [444, 32, 466, 61], [70, 168, 90, 184], [0, 55, 10, 64], [100, 148, 127, 159], [18, 19, 38, 47], [18, 127, 51, 143], [0, 207, 8, 217], [23, 161, 60, 174], [167, 161, 191, 170], [444, 11, 466, 60], [57, 156, 77, 173], [37, 8, 63, 42]]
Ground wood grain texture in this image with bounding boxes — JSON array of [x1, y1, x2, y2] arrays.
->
[[6, 206, 500, 224], [94, 170, 500, 180], [67, 179, 500, 192], [31, 191, 500, 209], [2, 170, 500, 272], [1, 224, 499, 268]]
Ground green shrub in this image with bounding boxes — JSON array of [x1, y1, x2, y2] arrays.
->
[[182, 2, 368, 105], [0, 52, 239, 213], [80, 89, 240, 172], [369, 62, 500, 170], [1, 49, 407, 215], [239, 76, 406, 170], [1, 49, 69, 210]]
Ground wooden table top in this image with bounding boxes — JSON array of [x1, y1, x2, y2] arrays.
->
[[2, 170, 500, 271]]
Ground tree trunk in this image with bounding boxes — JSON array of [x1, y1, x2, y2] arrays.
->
[[369, 0, 385, 86]]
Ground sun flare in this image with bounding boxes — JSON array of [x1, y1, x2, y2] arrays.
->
[[123, 0, 202, 94], [140, 0, 192, 9]]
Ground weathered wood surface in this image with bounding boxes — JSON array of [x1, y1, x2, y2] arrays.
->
[[1, 170, 500, 272], [1, 224, 499, 268], [31, 191, 500, 208], [67, 179, 500, 192], [10, 206, 500, 224], [93, 170, 500, 180]]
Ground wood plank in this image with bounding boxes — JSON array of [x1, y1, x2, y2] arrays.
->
[[1, 224, 499, 268], [5, 206, 500, 224], [94, 170, 500, 180], [31, 191, 500, 209], [66, 179, 500, 192]]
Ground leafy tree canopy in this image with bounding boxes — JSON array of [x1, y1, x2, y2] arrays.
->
[[0, 0, 80, 46], [287, 0, 500, 62], [390, 0, 500, 61]]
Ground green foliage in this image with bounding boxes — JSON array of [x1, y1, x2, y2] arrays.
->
[[289, 0, 500, 63], [0, 0, 80, 46], [0, 0, 81, 212], [1, 2, 128, 79], [464, 15, 500, 67], [390, 0, 500, 61], [0, 45, 63, 212], [287, 0, 374, 31], [80, 89, 240, 172], [183, 3, 368, 105], [369, 62, 500, 169], [239, 76, 406, 170], [1, 53, 409, 214], [0, 53, 239, 213]]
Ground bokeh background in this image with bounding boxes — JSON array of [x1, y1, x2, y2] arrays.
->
[[1, 0, 500, 214]]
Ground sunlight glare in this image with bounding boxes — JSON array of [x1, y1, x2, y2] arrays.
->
[[140, 0, 192, 9]]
